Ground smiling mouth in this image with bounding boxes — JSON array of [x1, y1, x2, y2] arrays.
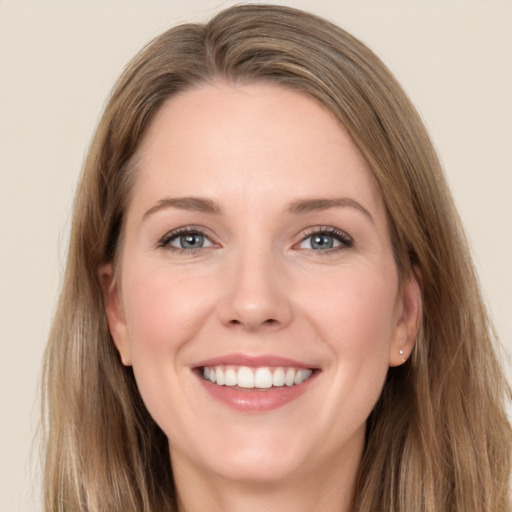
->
[[201, 365, 315, 389]]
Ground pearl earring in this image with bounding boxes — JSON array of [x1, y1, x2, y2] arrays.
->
[[399, 348, 405, 363]]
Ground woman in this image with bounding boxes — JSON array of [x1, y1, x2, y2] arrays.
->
[[41, 4, 511, 511]]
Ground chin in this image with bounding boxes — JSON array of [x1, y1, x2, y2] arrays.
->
[[169, 428, 306, 485], [210, 453, 303, 484]]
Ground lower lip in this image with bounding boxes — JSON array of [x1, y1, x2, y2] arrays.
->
[[196, 372, 318, 413]]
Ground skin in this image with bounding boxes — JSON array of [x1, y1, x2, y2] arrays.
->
[[102, 82, 421, 512]]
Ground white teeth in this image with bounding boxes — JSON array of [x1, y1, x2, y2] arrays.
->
[[295, 369, 313, 385], [272, 367, 285, 387], [224, 368, 237, 386], [237, 366, 254, 388], [201, 365, 314, 389], [254, 368, 273, 389]]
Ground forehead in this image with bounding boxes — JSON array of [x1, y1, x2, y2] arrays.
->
[[131, 82, 384, 217]]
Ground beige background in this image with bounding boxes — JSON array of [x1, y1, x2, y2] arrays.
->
[[1, 1, 511, 510]]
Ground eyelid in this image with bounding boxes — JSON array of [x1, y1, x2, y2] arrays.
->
[[157, 225, 218, 251], [295, 226, 353, 252]]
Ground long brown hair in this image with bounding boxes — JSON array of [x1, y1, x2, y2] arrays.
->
[[42, 5, 511, 511]]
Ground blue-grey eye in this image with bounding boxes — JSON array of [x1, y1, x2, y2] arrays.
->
[[169, 232, 212, 250], [298, 229, 352, 251], [309, 234, 337, 250]]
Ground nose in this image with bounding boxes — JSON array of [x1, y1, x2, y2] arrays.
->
[[217, 247, 293, 332]]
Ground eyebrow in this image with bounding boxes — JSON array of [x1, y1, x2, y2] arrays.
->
[[143, 196, 222, 219], [286, 197, 374, 223], [142, 195, 374, 223]]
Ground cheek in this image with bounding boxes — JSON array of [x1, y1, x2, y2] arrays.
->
[[122, 263, 211, 357], [302, 264, 399, 364], [119, 262, 214, 431], [308, 266, 398, 423]]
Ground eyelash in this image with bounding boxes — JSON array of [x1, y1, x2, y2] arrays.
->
[[157, 227, 214, 255], [297, 227, 353, 253], [157, 226, 354, 254]]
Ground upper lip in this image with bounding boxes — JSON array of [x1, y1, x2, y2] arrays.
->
[[193, 353, 318, 369]]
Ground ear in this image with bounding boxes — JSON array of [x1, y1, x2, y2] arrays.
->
[[99, 264, 132, 366], [388, 269, 422, 367]]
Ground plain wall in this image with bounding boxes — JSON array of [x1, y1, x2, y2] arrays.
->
[[1, 1, 511, 510]]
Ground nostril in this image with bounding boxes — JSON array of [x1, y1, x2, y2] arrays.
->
[[227, 318, 278, 329]]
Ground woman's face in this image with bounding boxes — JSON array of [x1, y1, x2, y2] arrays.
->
[[104, 82, 419, 487]]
